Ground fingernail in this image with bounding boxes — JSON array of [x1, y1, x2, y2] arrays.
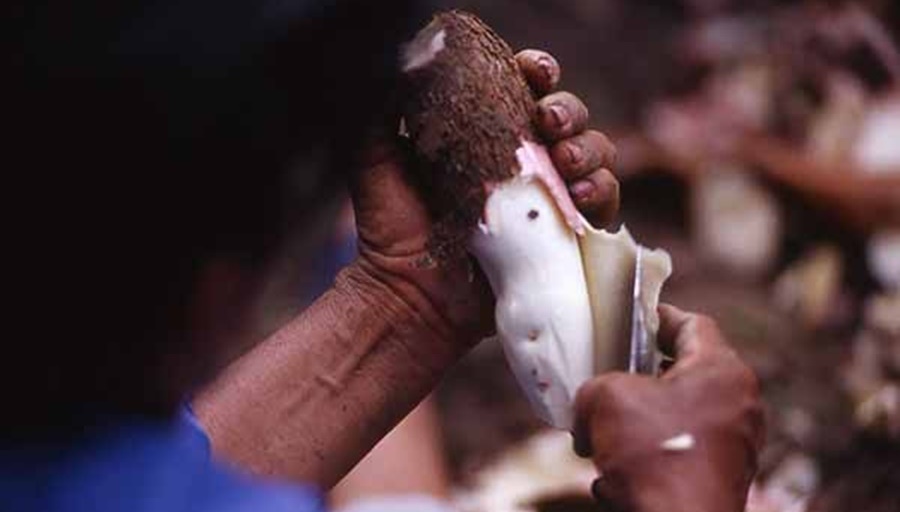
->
[[591, 477, 622, 511], [566, 142, 583, 166], [538, 57, 559, 86], [548, 104, 568, 129], [569, 179, 595, 203], [591, 478, 604, 501], [572, 432, 592, 458]]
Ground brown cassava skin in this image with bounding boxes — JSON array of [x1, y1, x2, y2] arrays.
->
[[403, 11, 538, 254]]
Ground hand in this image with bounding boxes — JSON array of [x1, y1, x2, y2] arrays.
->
[[349, 49, 620, 346], [573, 305, 764, 512]]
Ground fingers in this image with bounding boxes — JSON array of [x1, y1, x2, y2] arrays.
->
[[548, 129, 619, 226], [551, 130, 617, 180], [573, 376, 607, 458], [516, 49, 561, 96], [536, 91, 590, 141], [573, 372, 648, 459], [519, 49, 619, 226], [568, 168, 620, 227]]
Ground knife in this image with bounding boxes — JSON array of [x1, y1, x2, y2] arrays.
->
[[629, 246, 655, 375]]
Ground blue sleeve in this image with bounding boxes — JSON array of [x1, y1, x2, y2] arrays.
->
[[1, 406, 326, 512], [181, 404, 327, 512]]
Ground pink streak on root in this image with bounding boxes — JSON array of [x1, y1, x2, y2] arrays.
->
[[515, 140, 586, 235]]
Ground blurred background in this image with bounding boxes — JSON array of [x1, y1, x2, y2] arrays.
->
[[254, 1, 900, 511]]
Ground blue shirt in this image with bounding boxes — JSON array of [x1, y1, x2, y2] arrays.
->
[[0, 409, 324, 512]]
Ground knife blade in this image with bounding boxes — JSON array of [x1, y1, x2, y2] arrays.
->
[[629, 246, 655, 375]]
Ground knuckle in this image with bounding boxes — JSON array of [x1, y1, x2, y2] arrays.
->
[[576, 377, 603, 404], [709, 351, 760, 403], [592, 372, 642, 406], [575, 377, 611, 416], [582, 174, 619, 219], [738, 389, 766, 451], [550, 141, 575, 171], [736, 362, 761, 398], [606, 140, 618, 166], [596, 169, 619, 195], [591, 130, 614, 151], [690, 314, 728, 351], [585, 131, 617, 166], [552, 92, 585, 113], [690, 313, 719, 334]]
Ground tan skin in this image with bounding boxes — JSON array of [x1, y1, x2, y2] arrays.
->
[[575, 305, 764, 512], [194, 50, 761, 511]]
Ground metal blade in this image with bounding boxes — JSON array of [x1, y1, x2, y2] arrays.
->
[[629, 246, 654, 374]]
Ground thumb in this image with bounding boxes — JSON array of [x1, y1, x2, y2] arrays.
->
[[656, 304, 693, 358], [350, 134, 432, 254], [657, 304, 725, 377]]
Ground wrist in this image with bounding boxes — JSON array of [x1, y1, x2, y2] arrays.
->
[[628, 454, 750, 512], [631, 479, 723, 512], [333, 260, 467, 362], [352, 239, 492, 345]]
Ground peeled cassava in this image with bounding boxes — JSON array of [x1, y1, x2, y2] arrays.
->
[[402, 11, 671, 429]]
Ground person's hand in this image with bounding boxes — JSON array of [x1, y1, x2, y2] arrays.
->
[[573, 305, 764, 512], [349, 49, 619, 346]]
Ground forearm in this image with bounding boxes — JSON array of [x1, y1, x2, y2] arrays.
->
[[193, 261, 466, 488], [743, 136, 900, 230]]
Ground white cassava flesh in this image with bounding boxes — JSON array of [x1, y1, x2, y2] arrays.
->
[[471, 142, 594, 428], [402, 28, 446, 72], [401, 12, 672, 429], [472, 140, 672, 429]]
